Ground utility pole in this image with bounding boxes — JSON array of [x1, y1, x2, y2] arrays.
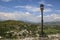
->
[[40, 4, 44, 37]]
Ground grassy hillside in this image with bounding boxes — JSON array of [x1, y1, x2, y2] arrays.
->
[[0, 20, 60, 38]]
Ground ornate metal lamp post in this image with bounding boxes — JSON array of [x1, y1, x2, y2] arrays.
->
[[40, 4, 44, 37]]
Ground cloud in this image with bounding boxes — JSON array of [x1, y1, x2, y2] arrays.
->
[[38, 1, 53, 7], [37, 14, 60, 22], [0, 12, 60, 23], [0, 12, 40, 22], [46, 4, 53, 7], [56, 10, 60, 13], [0, 12, 33, 20], [14, 5, 52, 12], [15, 6, 32, 9], [1, 0, 12, 2], [14, 5, 40, 12], [44, 8, 52, 12], [43, 14, 60, 22]]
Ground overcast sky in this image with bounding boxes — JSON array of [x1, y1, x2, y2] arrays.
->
[[0, 0, 60, 23]]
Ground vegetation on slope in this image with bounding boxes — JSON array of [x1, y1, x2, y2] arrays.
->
[[0, 20, 60, 38]]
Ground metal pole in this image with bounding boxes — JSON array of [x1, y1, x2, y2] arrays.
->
[[40, 4, 44, 37]]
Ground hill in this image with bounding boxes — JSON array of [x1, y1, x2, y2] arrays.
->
[[0, 20, 60, 38]]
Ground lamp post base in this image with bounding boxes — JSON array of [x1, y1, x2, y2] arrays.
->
[[39, 37, 49, 40], [39, 32, 48, 40]]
